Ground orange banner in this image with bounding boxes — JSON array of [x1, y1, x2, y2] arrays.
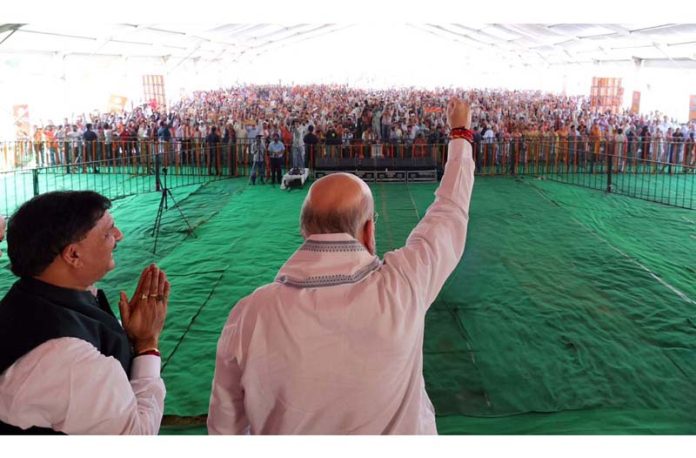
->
[[631, 91, 641, 114], [590, 76, 623, 114], [12, 104, 30, 139], [424, 107, 443, 114], [690, 95, 696, 121]]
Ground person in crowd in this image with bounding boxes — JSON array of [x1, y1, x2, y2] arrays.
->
[[44, 125, 57, 166], [66, 125, 82, 174], [672, 126, 684, 170], [303, 125, 319, 169], [0, 190, 169, 434], [223, 124, 237, 176], [174, 121, 185, 167], [207, 97, 475, 434], [103, 123, 113, 165], [32, 125, 44, 166], [249, 134, 266, 185], [372, 104, 383, 143], [291, 120, 305, 170], [55, 124, 66, 166], [413, 132, 428, 158], [473, 126, 482, 172], [615, 127, 627, 172], [83, 123, 98, 173], [324, 122, 341, 157], [156, 120, 172, 183], [206, 125, 222, 176], [137, 122, 151, 174], [640, 125, 652, 167], [625, 125, 635, 172], [268, 133, 285, 186]]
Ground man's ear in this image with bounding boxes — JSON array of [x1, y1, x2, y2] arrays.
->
[[61, 243, 82, 268], [362, 219, 375, 255]]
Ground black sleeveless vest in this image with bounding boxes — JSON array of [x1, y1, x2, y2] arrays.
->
[[0, 277, 133, 434]]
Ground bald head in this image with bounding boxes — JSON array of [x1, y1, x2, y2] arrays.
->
[[301, 173, 374, 240]]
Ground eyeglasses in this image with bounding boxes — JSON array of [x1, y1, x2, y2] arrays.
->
[[373, 212, 379, 223]]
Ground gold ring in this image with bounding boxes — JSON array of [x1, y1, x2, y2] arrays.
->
[[141, 294, 148, 300]]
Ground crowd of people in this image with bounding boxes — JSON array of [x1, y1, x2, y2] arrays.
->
[[17, 84, 696, 172]]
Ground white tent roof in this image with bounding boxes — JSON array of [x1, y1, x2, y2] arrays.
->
[[2, 23, 696, 68], [2, 15, 696, 126]]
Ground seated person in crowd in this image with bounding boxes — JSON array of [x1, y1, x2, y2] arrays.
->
[[0, 191, 169, 434], [207, 97, 475, 434]]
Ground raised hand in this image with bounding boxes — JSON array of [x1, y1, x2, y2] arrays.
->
[[447, 98, 472, 130]]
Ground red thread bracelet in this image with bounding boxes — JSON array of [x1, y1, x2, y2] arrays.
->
[[450, 127, 474, 143], [135, 348, 161, 358]]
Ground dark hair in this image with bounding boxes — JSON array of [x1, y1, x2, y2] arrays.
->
[[308, 125, 314, 132], [7, 191, 111, 277]]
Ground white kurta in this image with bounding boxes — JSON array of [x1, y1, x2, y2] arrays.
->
[[0, 337, 165, 434], [209, 139, 474, 434]]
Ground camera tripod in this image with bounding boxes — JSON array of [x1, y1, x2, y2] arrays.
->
[[151, 167, 195, 254]]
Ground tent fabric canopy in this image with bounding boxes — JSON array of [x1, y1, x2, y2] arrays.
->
[[1, 23, 696, 68]]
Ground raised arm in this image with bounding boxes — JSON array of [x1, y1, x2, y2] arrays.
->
[[383, 97, 475, 309]]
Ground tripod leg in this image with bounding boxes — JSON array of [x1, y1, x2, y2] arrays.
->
[[165, 189, 195, 236], [151, 192, 165, 235], [152, 190, 167, 253]]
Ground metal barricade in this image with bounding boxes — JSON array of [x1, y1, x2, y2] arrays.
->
[[0, 137, 693, 214]]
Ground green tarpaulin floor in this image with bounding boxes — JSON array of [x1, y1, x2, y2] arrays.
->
[[0, 175, 694, 435]]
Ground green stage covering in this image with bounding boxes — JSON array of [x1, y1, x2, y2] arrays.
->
[[0, 175, 694, 435]]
